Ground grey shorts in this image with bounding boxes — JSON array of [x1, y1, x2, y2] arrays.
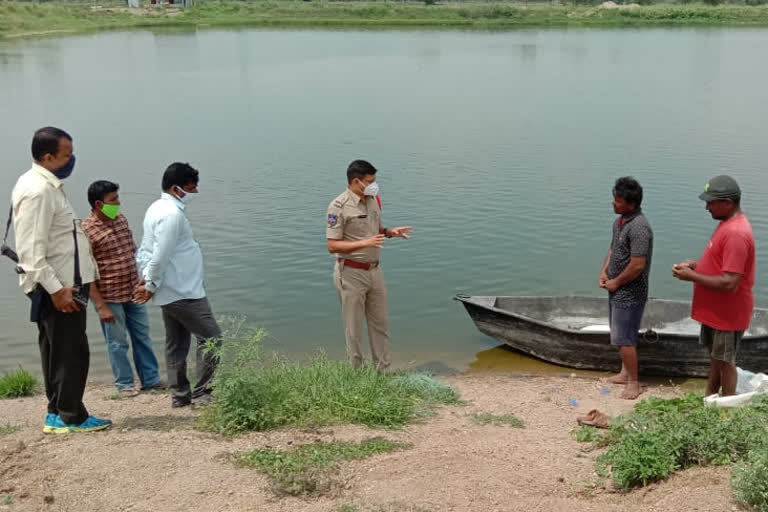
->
[[700, 324, 743, 364], [609, 302, 646, 347]]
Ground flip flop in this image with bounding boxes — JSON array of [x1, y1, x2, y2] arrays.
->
[[576, 409, 611, 429]]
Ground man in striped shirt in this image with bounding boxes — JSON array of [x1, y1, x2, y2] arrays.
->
[[83, 180, 164, 397]]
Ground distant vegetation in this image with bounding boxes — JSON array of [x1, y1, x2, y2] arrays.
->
[[2, 1, 768, 39]]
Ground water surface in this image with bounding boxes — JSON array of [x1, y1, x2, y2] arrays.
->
[[1, 27, 767, 378]]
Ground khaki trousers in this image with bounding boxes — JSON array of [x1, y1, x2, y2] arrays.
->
[[333, 262, 390, 370]]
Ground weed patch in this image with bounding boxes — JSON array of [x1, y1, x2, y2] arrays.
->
[[119, 415, 198, 432], [572, 425, 605, 444], [470, 412, 524, 428], [0, 424, 20, 436], [0, 367, 38, 398], [235, 438, 411, 496]]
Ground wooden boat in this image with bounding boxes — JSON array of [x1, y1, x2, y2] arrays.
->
[[454, 295, 768, 377]]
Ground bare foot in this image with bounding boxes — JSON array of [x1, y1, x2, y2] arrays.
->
[[608, 373, 629, 385], [621, 382, 642, 400]]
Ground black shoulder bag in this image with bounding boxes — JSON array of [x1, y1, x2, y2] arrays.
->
[[1, 204, 25, 274], [71, 220, 89, 309]]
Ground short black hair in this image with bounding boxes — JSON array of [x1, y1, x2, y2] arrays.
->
[[162, 162, 199, 191], [613, 176, 643, 207], [31, 127, 72, 161], [87, 180, 119, 208], [346, 159, 377, 184]]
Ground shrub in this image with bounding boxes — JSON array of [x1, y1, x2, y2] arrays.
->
[[733, 448, 768, 511], [587, 393, 768, 488]]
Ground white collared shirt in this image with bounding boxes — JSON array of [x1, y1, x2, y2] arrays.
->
[[10, 163, 98, 294], [136, 192, 206, 306]]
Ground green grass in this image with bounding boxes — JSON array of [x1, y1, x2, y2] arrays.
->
[[235, 437, 411, 496], [0, 367, 39, 399], [2, 494, 14, 505], [0, 424, 21, 436], [198, 316, 460, 434], [470, 412, 525, 427], [577, 393, 768, 490], [3, 1, 768, 39]]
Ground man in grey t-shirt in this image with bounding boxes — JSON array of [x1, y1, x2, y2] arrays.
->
[[598, 177, 653, 400]]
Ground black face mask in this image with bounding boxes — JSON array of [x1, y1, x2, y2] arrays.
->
[[52, 155, 76, 180]]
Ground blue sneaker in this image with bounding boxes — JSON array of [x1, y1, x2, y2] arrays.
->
[[42, 414, 112, 434], [69, 416, 112, 433], [43, 414, 70, 434]]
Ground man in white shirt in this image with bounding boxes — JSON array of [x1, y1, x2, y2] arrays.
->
[[10, 127, 111, 433], [135, 162, 221, 408]]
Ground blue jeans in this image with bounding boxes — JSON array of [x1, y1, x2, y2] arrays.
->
[[100, 301, 162, 390], [609, 301, 646, 347]]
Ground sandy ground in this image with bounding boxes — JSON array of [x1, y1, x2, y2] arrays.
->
[[0, 374, 739, 512]]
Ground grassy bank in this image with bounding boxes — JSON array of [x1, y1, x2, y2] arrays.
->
[[197, 317, 460, 434], [2, 1, 768, 39]]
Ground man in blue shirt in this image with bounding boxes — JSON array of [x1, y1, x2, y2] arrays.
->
[[135, 162, 221, 408]]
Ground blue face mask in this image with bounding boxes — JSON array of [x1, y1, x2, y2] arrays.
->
[[52, 155, 76, 180]]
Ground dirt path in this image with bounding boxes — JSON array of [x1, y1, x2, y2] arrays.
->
[[0, 374, 734, 512]]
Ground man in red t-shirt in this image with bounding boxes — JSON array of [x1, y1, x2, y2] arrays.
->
[[673, 175, 755, 397]]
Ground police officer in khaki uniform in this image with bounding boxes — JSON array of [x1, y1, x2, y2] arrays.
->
[[326, 160, 412, 370]]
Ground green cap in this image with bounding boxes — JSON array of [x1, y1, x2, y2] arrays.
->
[[699, 175, 741, 202]]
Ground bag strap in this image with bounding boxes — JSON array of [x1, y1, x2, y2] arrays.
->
[[72, 220, 82, 287], [3, 204, 11, 245]]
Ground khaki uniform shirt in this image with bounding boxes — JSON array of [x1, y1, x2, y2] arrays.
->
[[326, 189, 382, 263], [11, 163, 98, 294]]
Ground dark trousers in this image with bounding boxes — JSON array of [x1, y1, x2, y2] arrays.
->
[[36, 290, 90, 424], [160, 297, 222, 401]]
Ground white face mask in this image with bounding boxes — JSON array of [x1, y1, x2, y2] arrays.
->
[[175, 187, 197, 204], [363, 181, 379, 197]]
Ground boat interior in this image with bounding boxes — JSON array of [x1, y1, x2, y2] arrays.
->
[[480, 296, 768, 337]]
